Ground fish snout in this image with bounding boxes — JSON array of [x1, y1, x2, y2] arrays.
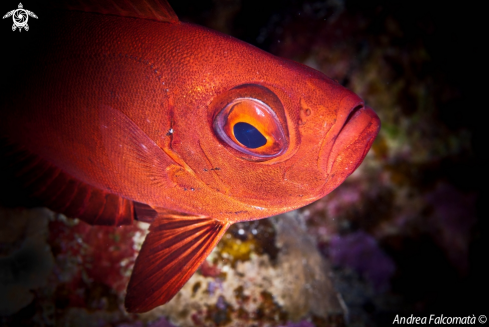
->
[[319, 94, 380, 184]]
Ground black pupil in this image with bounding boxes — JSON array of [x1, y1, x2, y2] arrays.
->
[[233, 122, 267, 148]]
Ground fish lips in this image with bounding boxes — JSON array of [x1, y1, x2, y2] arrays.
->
[[321, 97, 380, 182]]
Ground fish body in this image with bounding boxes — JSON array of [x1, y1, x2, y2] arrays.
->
[[0, 0, 380, 312]]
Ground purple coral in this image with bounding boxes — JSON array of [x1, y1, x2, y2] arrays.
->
[[329, 231, 395, 291]]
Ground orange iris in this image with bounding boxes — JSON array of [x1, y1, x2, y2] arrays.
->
[[214, 98, 286, 159]]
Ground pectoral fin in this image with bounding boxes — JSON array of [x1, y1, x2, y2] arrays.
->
[[125, 214, 230, 313]]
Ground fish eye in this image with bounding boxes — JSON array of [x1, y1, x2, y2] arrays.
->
[[213, 97, 287, 158]]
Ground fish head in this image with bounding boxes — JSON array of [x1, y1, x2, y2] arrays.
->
[[268, 63, 382, 198], [182, 57, 380, 218], [163, 28, 380, 219]]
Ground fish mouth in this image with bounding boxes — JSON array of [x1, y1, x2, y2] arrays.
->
[[324, 102, 380, 177]]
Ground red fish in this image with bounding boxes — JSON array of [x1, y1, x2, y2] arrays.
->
[[0, 0, 380, 312]]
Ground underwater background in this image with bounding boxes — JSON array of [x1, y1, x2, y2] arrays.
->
[[0, 0, 485, 326]]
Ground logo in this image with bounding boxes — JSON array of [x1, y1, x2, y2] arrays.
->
[[3, 3, 38, 32]]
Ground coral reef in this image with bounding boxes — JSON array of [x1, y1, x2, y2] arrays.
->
[[141, 212, 344, 326]]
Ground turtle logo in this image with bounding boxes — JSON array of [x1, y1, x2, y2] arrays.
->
[[3, 3, 38, 32]]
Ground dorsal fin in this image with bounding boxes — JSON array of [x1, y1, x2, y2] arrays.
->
[[52, 0, 179, 23]]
